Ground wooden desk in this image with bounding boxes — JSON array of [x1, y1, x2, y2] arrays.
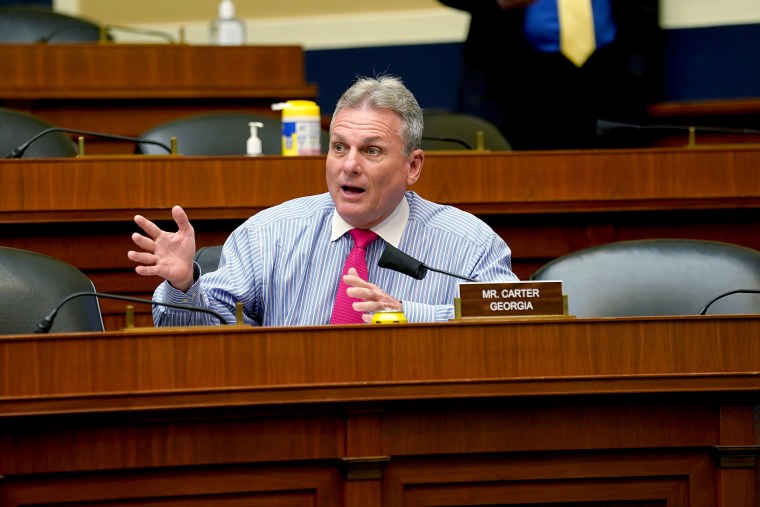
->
[[1, 316, 758, 506], [1, 146, 759, 329], [0, 44, 317, 154], [647, 97, 760, 146]]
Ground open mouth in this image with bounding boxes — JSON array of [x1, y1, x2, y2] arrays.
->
[[341, 185, 365, 195]]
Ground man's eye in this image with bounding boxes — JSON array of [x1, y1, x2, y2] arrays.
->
[[367, 147, 381, 155]]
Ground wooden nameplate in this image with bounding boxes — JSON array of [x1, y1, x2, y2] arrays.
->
[[454, 280, 568, 320]]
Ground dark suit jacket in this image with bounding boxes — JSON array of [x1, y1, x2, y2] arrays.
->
[[439, 0, 664, 149]]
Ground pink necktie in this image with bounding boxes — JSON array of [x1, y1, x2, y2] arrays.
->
[[330, 228, 378, 324]]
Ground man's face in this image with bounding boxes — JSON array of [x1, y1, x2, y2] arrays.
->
[[326, 106, 423, 229]]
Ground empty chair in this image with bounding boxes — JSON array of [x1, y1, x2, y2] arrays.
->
[[0, 107, 77, 158], [0, 6, 102, 43], [530, 239, 760, 317], [138, 111, 329, 156], [194, 245, 224, 275], [138, 112, 281, 155], [0, 247, 104, 334], [422, 110, 511, 151]]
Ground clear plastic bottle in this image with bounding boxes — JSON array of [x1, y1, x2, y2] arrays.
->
[[210, 0, 246, 46]]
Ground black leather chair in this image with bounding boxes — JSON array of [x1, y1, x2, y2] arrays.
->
[[0, 6, 102, 43], [138, 112, 281, 156], [530, 239, 760, 317], [422, 110, 511, 151], [0, 247, 104, 334], [138, 111, 330, 156], [0, 107, 77, 158], [194, 245, 224, 275]]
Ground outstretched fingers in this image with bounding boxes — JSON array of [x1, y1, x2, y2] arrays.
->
[[133, 213, 163, 240]]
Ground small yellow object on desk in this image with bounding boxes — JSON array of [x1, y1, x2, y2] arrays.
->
[[372, 309, 408, 324]]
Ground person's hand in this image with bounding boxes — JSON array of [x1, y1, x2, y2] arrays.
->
[[342, 267, 403, 324], [128, 205, 196, 291]]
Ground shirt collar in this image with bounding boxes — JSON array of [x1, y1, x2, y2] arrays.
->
[[331, 195, 409, 247]]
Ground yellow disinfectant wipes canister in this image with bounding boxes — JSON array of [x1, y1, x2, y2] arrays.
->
[[271, 100, 321, 156]]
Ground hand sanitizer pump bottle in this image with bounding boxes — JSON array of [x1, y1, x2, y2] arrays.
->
[[210, 0, 246, 46], [247, 122, 263, 156]]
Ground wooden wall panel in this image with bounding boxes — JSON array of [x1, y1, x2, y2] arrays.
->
[[1, 147, 759, 328], [0, 463, 342, 507], [1, 319, 758, 506], [0, 45, 317, 153], [384, 452, 710, 507]]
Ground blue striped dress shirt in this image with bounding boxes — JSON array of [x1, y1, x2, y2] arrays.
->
[[152, 191, 519, 326]]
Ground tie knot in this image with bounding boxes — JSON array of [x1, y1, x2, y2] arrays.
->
[[350, 228, 378, 249]]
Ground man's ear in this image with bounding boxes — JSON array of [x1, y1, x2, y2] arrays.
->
[[406, 149, 424, 186]]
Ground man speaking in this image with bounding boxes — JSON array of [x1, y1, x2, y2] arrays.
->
[[128, 75, 519, 326]]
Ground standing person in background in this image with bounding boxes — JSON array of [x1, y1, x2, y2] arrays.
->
[[439, 0, 663, 150], [128, 75, 519, 327]]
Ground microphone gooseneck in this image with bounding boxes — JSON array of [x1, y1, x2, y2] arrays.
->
[[596, 119, 760, 137], [37, 24, 177, 44], [421, 136, 472, 150], [6, 127, 172, 158], [102, 24, 177, 44], [36, 24, 101, 43], [34, 291, 231, 333], [378, 244, 477, 282], [696, 289, 760, 315]]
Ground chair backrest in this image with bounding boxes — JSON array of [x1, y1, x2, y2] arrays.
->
[[138, 111, 330, 156], [422, 110, 512, 151], [0, 247, 104, 334], [530, 239, 760, 317], [194, 245, 224, 275], [0, 108, 77, 158], [0, 6, 102, 43], [138, 112, 281, 155]]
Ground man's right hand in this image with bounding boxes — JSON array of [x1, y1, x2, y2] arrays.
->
[[128, 205, 197, 292]]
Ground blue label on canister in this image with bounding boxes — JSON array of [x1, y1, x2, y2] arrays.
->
[[281, 118, 321, 156]]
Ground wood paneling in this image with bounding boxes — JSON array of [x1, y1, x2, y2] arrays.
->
[[0, 317, 758, 505], [646, 97, 760, 146], [1, 147, 759, 329], [0, 44, 317, 153]]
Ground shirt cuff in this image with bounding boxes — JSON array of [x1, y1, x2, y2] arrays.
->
[[402, 300, 455, 323]]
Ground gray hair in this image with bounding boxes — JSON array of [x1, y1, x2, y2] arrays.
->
[[331, 75, 423, 156]]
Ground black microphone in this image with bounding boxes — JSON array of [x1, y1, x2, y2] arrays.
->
[[696, 289, 760, 315], [6, 127, 173, 158], [421, 136, 472, 150], [34, 291, 232, 333], [378, 244, 477, 282]]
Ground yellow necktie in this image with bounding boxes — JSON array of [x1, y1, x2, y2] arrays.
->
[[557, 0, 596, 67]]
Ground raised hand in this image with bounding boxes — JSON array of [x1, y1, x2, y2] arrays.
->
[[128, 205, 197, 291]]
